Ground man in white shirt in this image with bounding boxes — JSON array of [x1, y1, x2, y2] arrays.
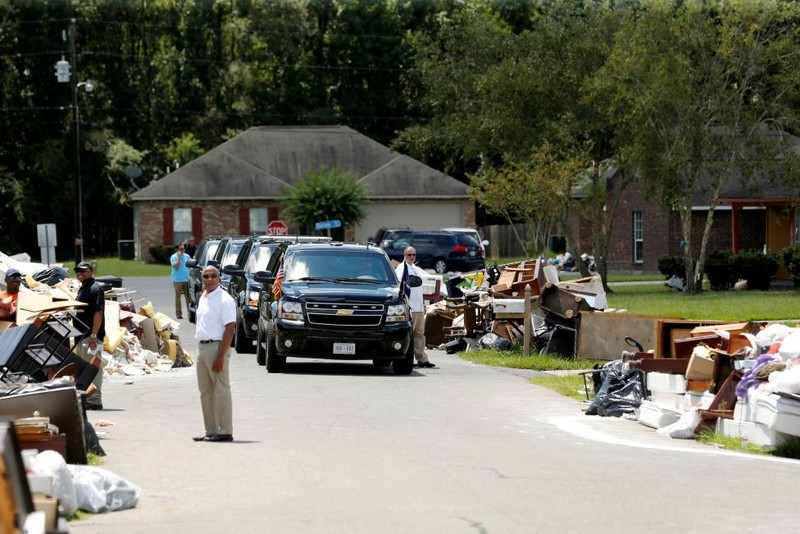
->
[[193, 265, 237, 442], [395, 246, 435, 368]]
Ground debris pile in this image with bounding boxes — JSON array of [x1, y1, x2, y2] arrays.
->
[[425, 258, 607, 357]]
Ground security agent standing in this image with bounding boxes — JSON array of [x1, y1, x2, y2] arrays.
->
[[170, 243, 191, 320], [395, 246, 435, 368], [74, 261, 106, 410], [193, 265, 237, 442]]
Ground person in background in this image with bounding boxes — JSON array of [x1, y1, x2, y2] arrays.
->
[[395, 246, 436, 369], [183, 235, 197, 258], [0, 268, 22, 322], [74, 262, 106, 410], [171, 243, 191, 320], [193, 265, 236, 442]]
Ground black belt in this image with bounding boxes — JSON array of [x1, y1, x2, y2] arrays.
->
[[199, 339, 221, 344]]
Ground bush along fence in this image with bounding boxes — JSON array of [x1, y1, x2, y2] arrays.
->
[[658, 247, 790, 291]]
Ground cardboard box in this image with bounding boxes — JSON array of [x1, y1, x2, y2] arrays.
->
[[32, 493, 57, 530], [647, 372, 687, 394], [685, 352, 715, 381]]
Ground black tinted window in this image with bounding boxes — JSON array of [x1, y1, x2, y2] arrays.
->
[[285, 251, 394, 281]]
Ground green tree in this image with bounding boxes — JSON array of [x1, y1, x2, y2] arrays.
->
[[165, 133, 203, 167], [594, 0, 800, 294], [468, 144, 584, 257], [396, 2, 625, 287], [281, 167, 367, 236]]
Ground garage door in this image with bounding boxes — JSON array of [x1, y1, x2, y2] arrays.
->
[[355, 202, 465, 243]]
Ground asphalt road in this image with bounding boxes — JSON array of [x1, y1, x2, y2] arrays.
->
[[70, 276, 800, 534]]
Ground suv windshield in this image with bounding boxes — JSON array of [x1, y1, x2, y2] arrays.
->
[[222, 241, 245, 267], [285, 250, 396, 283], [244, 244, 274, 273]]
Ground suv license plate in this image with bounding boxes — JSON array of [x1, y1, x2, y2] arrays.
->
[[333, 343, 356, 355]]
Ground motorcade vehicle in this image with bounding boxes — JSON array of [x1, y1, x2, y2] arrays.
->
[[185, 236, 222, 323], [253, 242, 414, 374], [383, 231, 486, 274], [223, 235, 332, 354], [367, 227, 413, 248], [209, 235, 249, 291]]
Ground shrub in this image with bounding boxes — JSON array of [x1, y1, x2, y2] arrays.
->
[[704, 249, 737, 291], [657, 255, 685, 280], [732, 249, 779, 290], [781, 244, 800, 287], [148, 245, 174, 264]]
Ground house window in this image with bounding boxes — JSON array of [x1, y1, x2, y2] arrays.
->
[[633, 211, 644, 263], [174, 208, 192, 245], [250, 208, 268, 235]]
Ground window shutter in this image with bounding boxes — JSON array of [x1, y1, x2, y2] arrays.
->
[[268, 206, 279, 222], [192, 207, 202, 239], [163, 208, 174, 245], [239, 208, 250, 235]]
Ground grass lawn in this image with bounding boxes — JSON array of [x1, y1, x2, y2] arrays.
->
[[84, 257, 169, 277], [605, 283, 800, 322]]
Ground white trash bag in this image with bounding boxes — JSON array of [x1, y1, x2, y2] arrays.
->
[[33, 450, 78, 516], [67, 465, 140, 513]]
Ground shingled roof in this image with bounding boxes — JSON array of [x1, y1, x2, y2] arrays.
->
[[130, 125, 468, 201]]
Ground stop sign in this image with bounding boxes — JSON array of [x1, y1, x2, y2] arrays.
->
[[266, 220, 288, 236]]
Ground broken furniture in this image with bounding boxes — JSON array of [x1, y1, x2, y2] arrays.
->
[[0, 311, 90, 387], [0, 419, 37, 533], [0, 383, 87, 464]]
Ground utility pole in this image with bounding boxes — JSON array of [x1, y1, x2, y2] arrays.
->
[[69, 18, 84, 265]]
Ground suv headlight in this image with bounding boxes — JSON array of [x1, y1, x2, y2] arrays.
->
[[278, 300, 303, 321], [386, 303, 408, 323], [247, 291, 260, 307]]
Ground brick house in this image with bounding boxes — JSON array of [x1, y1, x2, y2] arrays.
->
[[130, 126, 474, 262], [605, 173, 798, 274]]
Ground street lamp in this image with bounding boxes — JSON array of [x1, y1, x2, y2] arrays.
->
[[54, 18, 93, 265]]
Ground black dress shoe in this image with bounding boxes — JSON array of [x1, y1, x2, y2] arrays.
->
[[206, 434, 233, 442], [193, 434, 214, 442], [86, 403, 104, 410], [418, 361, 436, 368]]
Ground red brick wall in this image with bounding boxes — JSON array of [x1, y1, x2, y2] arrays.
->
[[605, 177, 768, 272], [137, 200, 293, 262]]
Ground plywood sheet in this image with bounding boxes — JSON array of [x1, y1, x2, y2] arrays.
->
[[577, 312, 661, 360]]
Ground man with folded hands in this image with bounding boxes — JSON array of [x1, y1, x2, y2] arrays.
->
[[193, 265, 236, 443]]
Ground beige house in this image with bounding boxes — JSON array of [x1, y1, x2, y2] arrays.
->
[[130, 126, 474, 262]]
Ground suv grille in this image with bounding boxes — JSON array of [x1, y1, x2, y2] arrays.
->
[[306, 302, 385, 327]]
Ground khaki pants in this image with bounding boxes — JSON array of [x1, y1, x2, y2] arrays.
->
[[411, 311, 428, 364], [196, 341, 233, 436], [173, 281, 190, 318]]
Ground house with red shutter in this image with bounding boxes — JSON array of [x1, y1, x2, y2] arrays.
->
[[130, 126, 474, 262]]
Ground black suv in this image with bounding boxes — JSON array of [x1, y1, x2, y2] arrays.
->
[[384, 231, 486, 274], [367, 227, 413, 248], [223, 235, 332, 354], [210, 235, 249, 290], [253, 243, 414, 374], [186, 236, 222, 323]]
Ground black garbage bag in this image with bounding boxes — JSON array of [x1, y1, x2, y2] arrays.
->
[[596, 373, 644, 417], [31, 266, 68, 286], [477, 332, 511, 351], [585, 362, 644, 417]]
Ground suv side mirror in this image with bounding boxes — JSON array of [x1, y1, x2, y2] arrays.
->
[[253, 270, 274, 284], [223, 264, 243, 276], [408, 274, 423, 288], [187, 258, 198, 268]]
